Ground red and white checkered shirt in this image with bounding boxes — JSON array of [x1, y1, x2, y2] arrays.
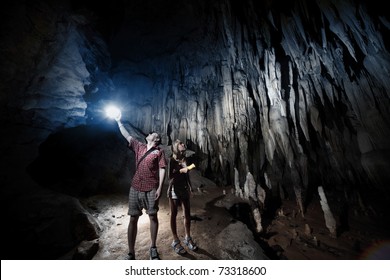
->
[[129, 138, 167, 192]]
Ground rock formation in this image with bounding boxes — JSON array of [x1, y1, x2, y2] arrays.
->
[[0, 0, 389, 259]]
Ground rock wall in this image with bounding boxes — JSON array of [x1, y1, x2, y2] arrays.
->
[[0, 0, 389, 258], [109, 0, 390, 199]]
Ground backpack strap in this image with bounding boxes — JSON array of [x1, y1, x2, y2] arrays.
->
[[137, 147, 157, 169]]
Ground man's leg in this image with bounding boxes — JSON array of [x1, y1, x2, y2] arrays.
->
[[149, 213, 158, 248], [146, 189, 160, 259], [149, 214, 161, 259], [126, 187, 141, 259], [128, 215, 139, 255]]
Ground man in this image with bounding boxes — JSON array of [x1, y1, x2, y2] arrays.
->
[[115, 113, 166, 260]]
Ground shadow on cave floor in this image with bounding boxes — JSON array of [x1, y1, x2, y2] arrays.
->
[[77, 185, 272, 260], [73, 185, 390, 260]]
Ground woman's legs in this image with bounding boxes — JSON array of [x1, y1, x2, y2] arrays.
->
[[182, 199, 191, 238], [182, 198, 198, 251], [170, 198, 187, 254], [169, 198, 179, 240]]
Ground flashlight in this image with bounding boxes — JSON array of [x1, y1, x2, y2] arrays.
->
[[105, 105, 121, 120], [187, 163, 196, 170]]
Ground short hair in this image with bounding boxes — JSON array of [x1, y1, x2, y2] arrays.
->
[[150, 132, 162, 145]]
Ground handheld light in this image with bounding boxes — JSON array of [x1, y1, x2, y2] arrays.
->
[[105, 105, 121, 119], [187, 163, 196, 170]]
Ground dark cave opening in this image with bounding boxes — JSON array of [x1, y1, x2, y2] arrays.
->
[[26, 124, 130, 197]]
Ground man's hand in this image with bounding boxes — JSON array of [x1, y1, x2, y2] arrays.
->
[[115, 111, 122, 122], [155, 188, 162, 200]]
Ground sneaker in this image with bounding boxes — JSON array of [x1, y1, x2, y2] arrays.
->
[[124, 252, 135, 260], [149, 247, 160, 260]]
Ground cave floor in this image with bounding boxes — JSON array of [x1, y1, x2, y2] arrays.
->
[[78, 183, 389, 260]]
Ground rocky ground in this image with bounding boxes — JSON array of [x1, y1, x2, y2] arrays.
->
[[72, 170, 389, 260]]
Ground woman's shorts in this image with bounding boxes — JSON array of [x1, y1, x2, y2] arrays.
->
[[168, 185, 189, 200]]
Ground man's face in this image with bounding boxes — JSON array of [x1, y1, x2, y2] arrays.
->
[[146, 132, 160, 144]]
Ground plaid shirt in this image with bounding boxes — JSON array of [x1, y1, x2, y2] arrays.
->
[[129, 138, 167, 192]]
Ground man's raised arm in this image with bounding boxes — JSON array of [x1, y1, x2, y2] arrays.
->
[[115, 114, 132, 143]]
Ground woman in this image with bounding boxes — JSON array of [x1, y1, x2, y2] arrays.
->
[[167, 139, 198, 255]]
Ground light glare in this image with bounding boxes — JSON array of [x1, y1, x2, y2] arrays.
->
[[105, 105, 121, 119]]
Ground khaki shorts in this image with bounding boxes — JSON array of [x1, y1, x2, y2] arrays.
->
[[128, 187, 159, 216]]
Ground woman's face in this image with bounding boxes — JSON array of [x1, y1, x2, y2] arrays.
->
[[177, 141, 186, 152]]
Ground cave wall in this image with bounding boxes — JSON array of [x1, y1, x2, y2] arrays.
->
[[0, 0, 117, 259], [0, 0, 389, 258], [108, 0, 390, 203]]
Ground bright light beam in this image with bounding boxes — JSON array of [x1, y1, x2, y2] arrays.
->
[[105, 105, 121, 119]]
